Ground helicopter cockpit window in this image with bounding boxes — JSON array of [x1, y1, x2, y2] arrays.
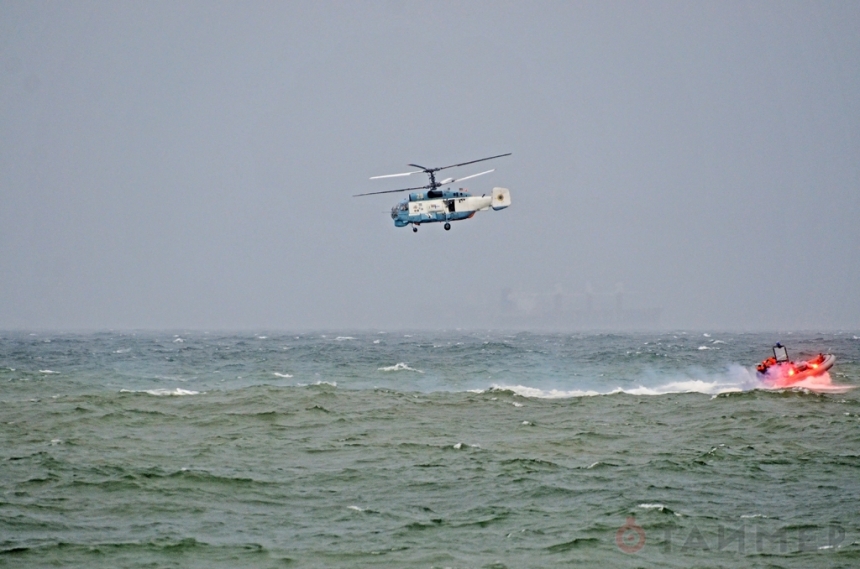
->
[[399, 203, 408, 211]]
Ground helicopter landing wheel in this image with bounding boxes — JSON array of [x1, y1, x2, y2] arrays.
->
[[444, 222, 451, 231], [412, 226, 418, 233]]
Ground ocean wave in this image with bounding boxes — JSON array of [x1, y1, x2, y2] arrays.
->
[[637, 503, 681, 516], [295, 381, 337, 387], [0, 537, 271, 557], [493, 385, 610, 398], [638, 503, 667, 510], [491, 364, 855, 398], [624, 379, 742, 395], [378, 362, 423, 373], [120, 388, 200, 396], [492, 375, 750, 398], [272, 372, 293, 378]]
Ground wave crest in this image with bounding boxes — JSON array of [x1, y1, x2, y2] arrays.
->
[[120, 388, 200, 396], [492, 380, 744, 398], [378, 363, 424, 373]]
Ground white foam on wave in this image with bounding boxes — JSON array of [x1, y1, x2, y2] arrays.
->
[[494, 385, 607, 398], [378, 362, 423, 373], [273, 372, 293, 378], [493, 366, 756, 398], [297, 380, 337, 387], [335, 336, 355, 341], [638, 503, 682, 516], [625, 379, 742, 395], [120, 388, 200, 396], [39, 370, 60, 374]]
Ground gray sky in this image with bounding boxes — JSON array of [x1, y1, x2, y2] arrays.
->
[[2, 1, 858, 330]]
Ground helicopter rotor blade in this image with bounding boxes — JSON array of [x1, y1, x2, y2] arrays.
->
[[369, 169, 424, 180], [446, 169, 494, 184], [433, 152, 511, 173], [353, 184, 431, 197], [359, 153, 510, 196]]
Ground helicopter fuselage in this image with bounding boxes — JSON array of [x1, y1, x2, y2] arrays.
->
[[390, 187, 511, 229]]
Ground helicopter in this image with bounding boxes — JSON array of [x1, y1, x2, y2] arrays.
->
[[354, 153, 512, 232]]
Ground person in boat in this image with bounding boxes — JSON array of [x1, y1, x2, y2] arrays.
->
[[756, 356, 777, 374], [757, 342, 789, 374]]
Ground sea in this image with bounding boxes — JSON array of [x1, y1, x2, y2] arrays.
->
[[1, 330, 859, 568]]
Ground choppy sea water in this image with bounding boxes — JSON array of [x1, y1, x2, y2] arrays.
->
[[1, 330, 859, 568]]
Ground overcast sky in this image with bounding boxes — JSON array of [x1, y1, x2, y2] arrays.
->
[[2, 1, 858, 330]]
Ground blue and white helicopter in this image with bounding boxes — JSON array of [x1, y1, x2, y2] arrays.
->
[[354, 153, 512, 232]]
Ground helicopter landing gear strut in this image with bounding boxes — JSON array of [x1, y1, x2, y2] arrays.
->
[[412, 225, 418, 233], [444, 222, 451, 231]]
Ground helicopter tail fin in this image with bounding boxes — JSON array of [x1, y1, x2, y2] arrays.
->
[[491, 187, 511, 210]]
